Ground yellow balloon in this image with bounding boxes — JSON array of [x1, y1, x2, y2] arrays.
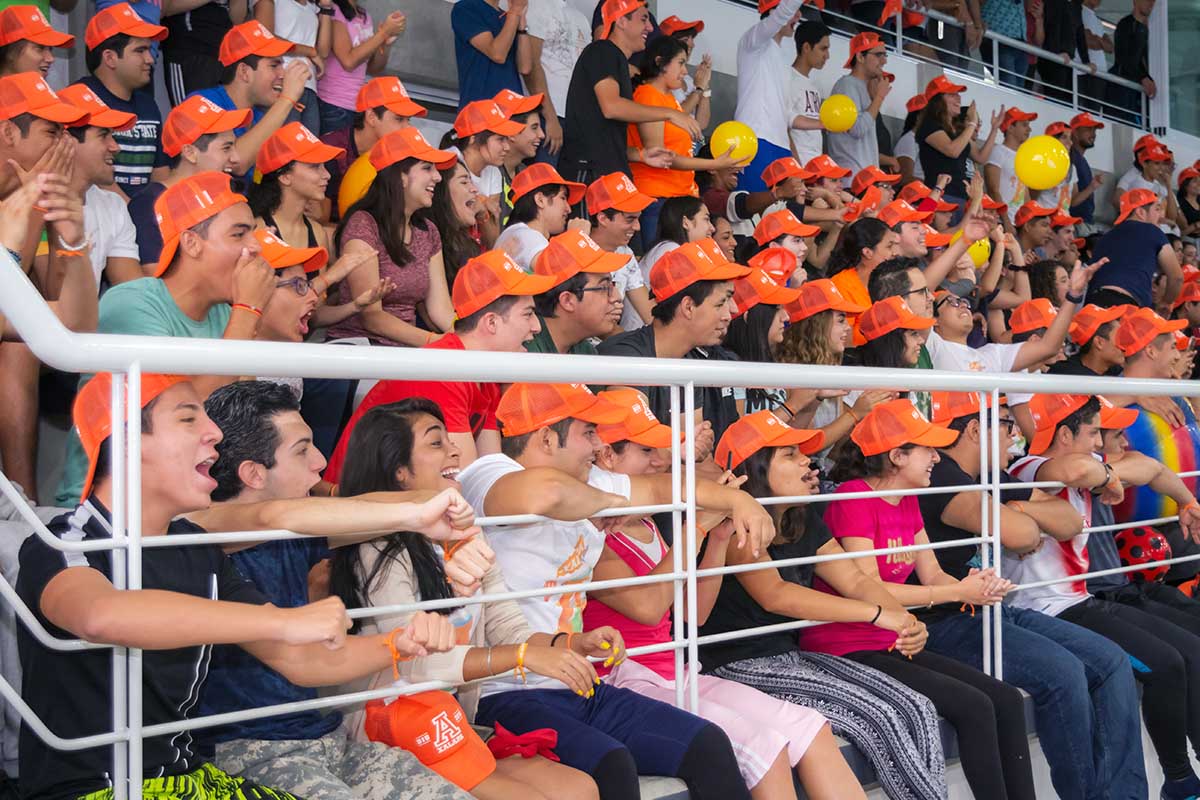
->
[[338, 153, 377, 217], [950, 229, 992, 267], [820, 94, 858, 134], [1014, 134, 1070, 192], [710, 120, 758, 163]]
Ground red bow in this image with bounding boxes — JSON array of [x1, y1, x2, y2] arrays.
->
[[486, 722, 561, 762]]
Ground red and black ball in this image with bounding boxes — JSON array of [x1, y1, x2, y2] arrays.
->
[[1115, 526, 1172, 583]]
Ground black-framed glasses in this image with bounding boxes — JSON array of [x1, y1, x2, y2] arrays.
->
[[904, 286, 933, 301], [935, 294, 974, 312], [577, 280, 617, 298], [276, 277, 311, 296]]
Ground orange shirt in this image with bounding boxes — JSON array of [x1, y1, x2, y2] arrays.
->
[[627, 83, 697, 199], [831, 268, 871, 323]]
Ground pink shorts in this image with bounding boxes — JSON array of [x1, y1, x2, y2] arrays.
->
[[605, 659, 829, 789]]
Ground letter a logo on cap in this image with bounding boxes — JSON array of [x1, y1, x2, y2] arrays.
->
[[431, 710, 464, 754]]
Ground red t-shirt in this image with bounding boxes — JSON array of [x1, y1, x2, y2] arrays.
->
[[323, 334, 501, 482]]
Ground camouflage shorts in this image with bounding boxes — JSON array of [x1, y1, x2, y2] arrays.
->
[[213, 731, 472, 800]]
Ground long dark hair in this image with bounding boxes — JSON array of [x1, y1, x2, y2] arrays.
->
[[328, 399, 457, 633], [336, 157, 428, 267], [826, 218, 891, 275], [860, 327, 912, 369], [827, 437, 913, 484], [724, 303, 780, 411], [1028, 259, 1065, 305], [916, 92, 966, 138], [247, 163, 295, 220], [736, 446, 808, 545], [414, 160, 481, 286], [656, 196, 706, 246], [332, 0, 359, 21]]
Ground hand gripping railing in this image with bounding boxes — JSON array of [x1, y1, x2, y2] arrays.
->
[[2, 251, 1199, 797]]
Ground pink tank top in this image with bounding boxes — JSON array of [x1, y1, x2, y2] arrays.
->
[[581, 519, 675, 678]]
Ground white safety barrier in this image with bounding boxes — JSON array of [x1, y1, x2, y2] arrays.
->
[[2, 253, 1199, 798]]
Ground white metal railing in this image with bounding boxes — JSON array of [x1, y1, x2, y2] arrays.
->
[[3, 252, 1199, 797]]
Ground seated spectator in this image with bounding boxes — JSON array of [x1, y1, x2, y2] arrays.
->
[[526, 229, 625, 353], [450, 99, 524, 244], [1050, 303, 1127, 376], [858, 295, 934, 373], [1177, 166, 1200, 239], [878, 198, 932, 259], [417, 158, 482, 288], [723, 267, 802, 414], [919, 391, 1149, 799], [1013, 201, 1055, 258], [1090, 189, 1182, 311], [826, 32, 889, 176], [53, 171, 277, 506], [1044, 211, 1081, 266], [827, 217, 899, 312], [585, 172, 655, 331], [316, 0, 406, 132], [584, 394, 868, 799], [639, 195, 715, 284], [916, 76, 1000, 208], [77, 3, 168, 199], [788, 21, 831, 168], [129, 95, 247, 270], [18, 372, 461, 799], [746, 209, 821, 281], [161, 0, 244, 106], [324, 248, 555, 481], [0, 5, 72, 78], [491, 88, 548, 223], [459, 380, 772, 800], [1068, 112, 1105, 230], [521, 0, 591, 163], [1027, 258, 1069, 308], [1113, 141, 1172, 217], [802, 155, 852, 212], [326, 398, 604, 799], [1033, 121, 1078, 213], [984, 107, 1035, 223], [328, 126, 456, 346], [248, 229, 324, 358], [451, 0, 526, 109], [191, 20, 310, 176], [251, 0, 331, 134], [319, 76, 424, 222], [599, 239, 749, 444], [249, 121, 340, 251], [495, 163, 585, 271]]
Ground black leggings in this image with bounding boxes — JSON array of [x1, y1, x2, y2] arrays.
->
[[846, 648, 1036, 800], [591, 723, 750, 800], [1060, 596, 1200, 780]]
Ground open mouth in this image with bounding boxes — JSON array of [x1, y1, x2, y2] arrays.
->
[[196, 454, 218, 487], [298, 310, 313, 336], [441, 467, 461, 486]]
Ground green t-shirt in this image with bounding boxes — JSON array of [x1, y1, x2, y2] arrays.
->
[[54, 278, 232, 506], [523, 318, 599, 356], [0, 0, 49, 13]]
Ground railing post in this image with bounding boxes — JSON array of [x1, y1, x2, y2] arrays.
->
[[110, 375, 128, 800], [895, 9, 904, 57], [684, 384, 700, 714], [978, 392, 991, 677], [125, 365, 143, 800], [1072, 66, 1079, 110], [670, 385, 684, 709], [990, 389, 1004, 681], [991, 36, 1000, 86]]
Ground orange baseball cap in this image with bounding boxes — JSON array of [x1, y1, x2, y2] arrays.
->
[[761, 157, 813, 188], [0, 72, 86, 123], [1134, 133, 1161, 153], [1174, 281, 1200, 310], [851, 165, 900, 197], [805, 154, 850, 179], [1068, 303, 1128, 345], [498, 382, 626, 437], [844, 31, 884, 68], [586, 171, 653, 215], [1114, 188, 1159, 224], [1044, 121, 1070, 137], [1138, 144, 1171, 163], [759, 0, 782, 11], [732, 269, 801, 318], [257, 121, 344, 175], [906, 93, 929, 114], [355, 76, 427, 118], [85, 2, 166, 50], [716, 410, 824, 470], [929, 391, 1001, 425], [363, 692, 496, 791], [659, 15, 704, 36], [451, 249, 557, 318], [1013, 201, 1056, 227], [1009, 298, 1057, 334], [1027, 394, 1135, 454], [494, 88, 544, 117], [648, 239, 750, 302], [925, 75, 966, 97], [842, 185, 883, 223], [1098, 395, 1139, 429], [596, 388, 677, 447], [1179, 167, 1200, 190], [980, 196, 1007, 212], [748, 247, 798, 286], [897, 180, 950, 208], [1051, 211, 1081, 228], [219, 20, 292, 66], [856, 295, 933, 345], [0, 5, 71, 47], [999, 107, 1037, 131], [878, 198, 932, 228], [152, 171, 247, 276], [1070, 112, 1105, 129], [1175, 330, 1192, 351], [509, 162, 586, 205], [1115, 307, 1187, 356], [75, 372, 188, 502], [453, 100, 524, 139], [784, 278, 866, 323], [599, 0, 645, 38], [923, 224, 953, 247], [370, 126, 456, 171], [852, 398, 958, 456], [753, 209, 819, 246], [532, 229, 628, 284], [162, 95, 250, 157], [57, 84, 136, 131], [1184, 264, 1200, 284], [254, 228, 327, 273]]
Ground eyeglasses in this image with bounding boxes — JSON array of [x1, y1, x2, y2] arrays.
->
[[904, 286, 933, 300], [997, 418, 1016, 434], [935, 294, 974, 312], [276, 276, 312, 296], [578, 280, 617, 298]]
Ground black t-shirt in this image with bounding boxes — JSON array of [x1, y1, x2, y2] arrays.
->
[[1048, 353, 1100, 376], [597, 324, 742, 444], [1179, 193, 1200, 227], [16, 498, 268, 799], [699, 507, 832, 672], [917, 116, 969, 198], [163, 0, 233, 57], [560, 39, 633, 178]]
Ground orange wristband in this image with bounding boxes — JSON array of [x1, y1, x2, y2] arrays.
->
[[385, 627, 414, 679], [515, 642, 528, 684], [232, 303, 263, 317]]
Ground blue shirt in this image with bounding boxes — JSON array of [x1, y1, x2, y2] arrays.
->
[[78, 76, 166, 198], [1086, 500, 1127, 594], [128, 181, 166, 265], [1090, 220, 1168, 307], [1070, 147, 1095, 223], [196, 537, 340, 747], [188, 85, 263, 177], [451, 0, 522, 108]]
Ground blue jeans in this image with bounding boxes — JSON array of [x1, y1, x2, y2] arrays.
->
[[926, 605, 1147, 800], [286, 87, 322, 136], [318, 98, 355, 135]]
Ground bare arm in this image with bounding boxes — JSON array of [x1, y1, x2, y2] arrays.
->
[[939, 489, 1044, 553], [103, 258, 144, 286], [839, 531, 963, 606], [481, 467, 627, 519]]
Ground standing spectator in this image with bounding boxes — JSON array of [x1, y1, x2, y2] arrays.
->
[[77, 3, 167, 200], [980, 0, 1028, 88], [522, 0, 591, 164], [827, 32, 890, 176], [917, 76, 1000, 208], [1090, 188, 1182, 311], [1108, 0, 1154, 125], [789, 21, 831, 167], [162, 0, 246, 107], [1068, 112, 1104, 232], [452, 0, 527, 109], [733, 0, 806, 192], [559, 0, 699, 184], [1024, 0, 1046, 87], [316, 0, 405, 133], [1079, 0, 1111, 107], [252, 0, 332, 134], [1036, 0, 1085, 104], [925, 0, 981, 71], [0, 5, 71, 79], [985, 107, 1035, 224], [658, 15, 712, 126]]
